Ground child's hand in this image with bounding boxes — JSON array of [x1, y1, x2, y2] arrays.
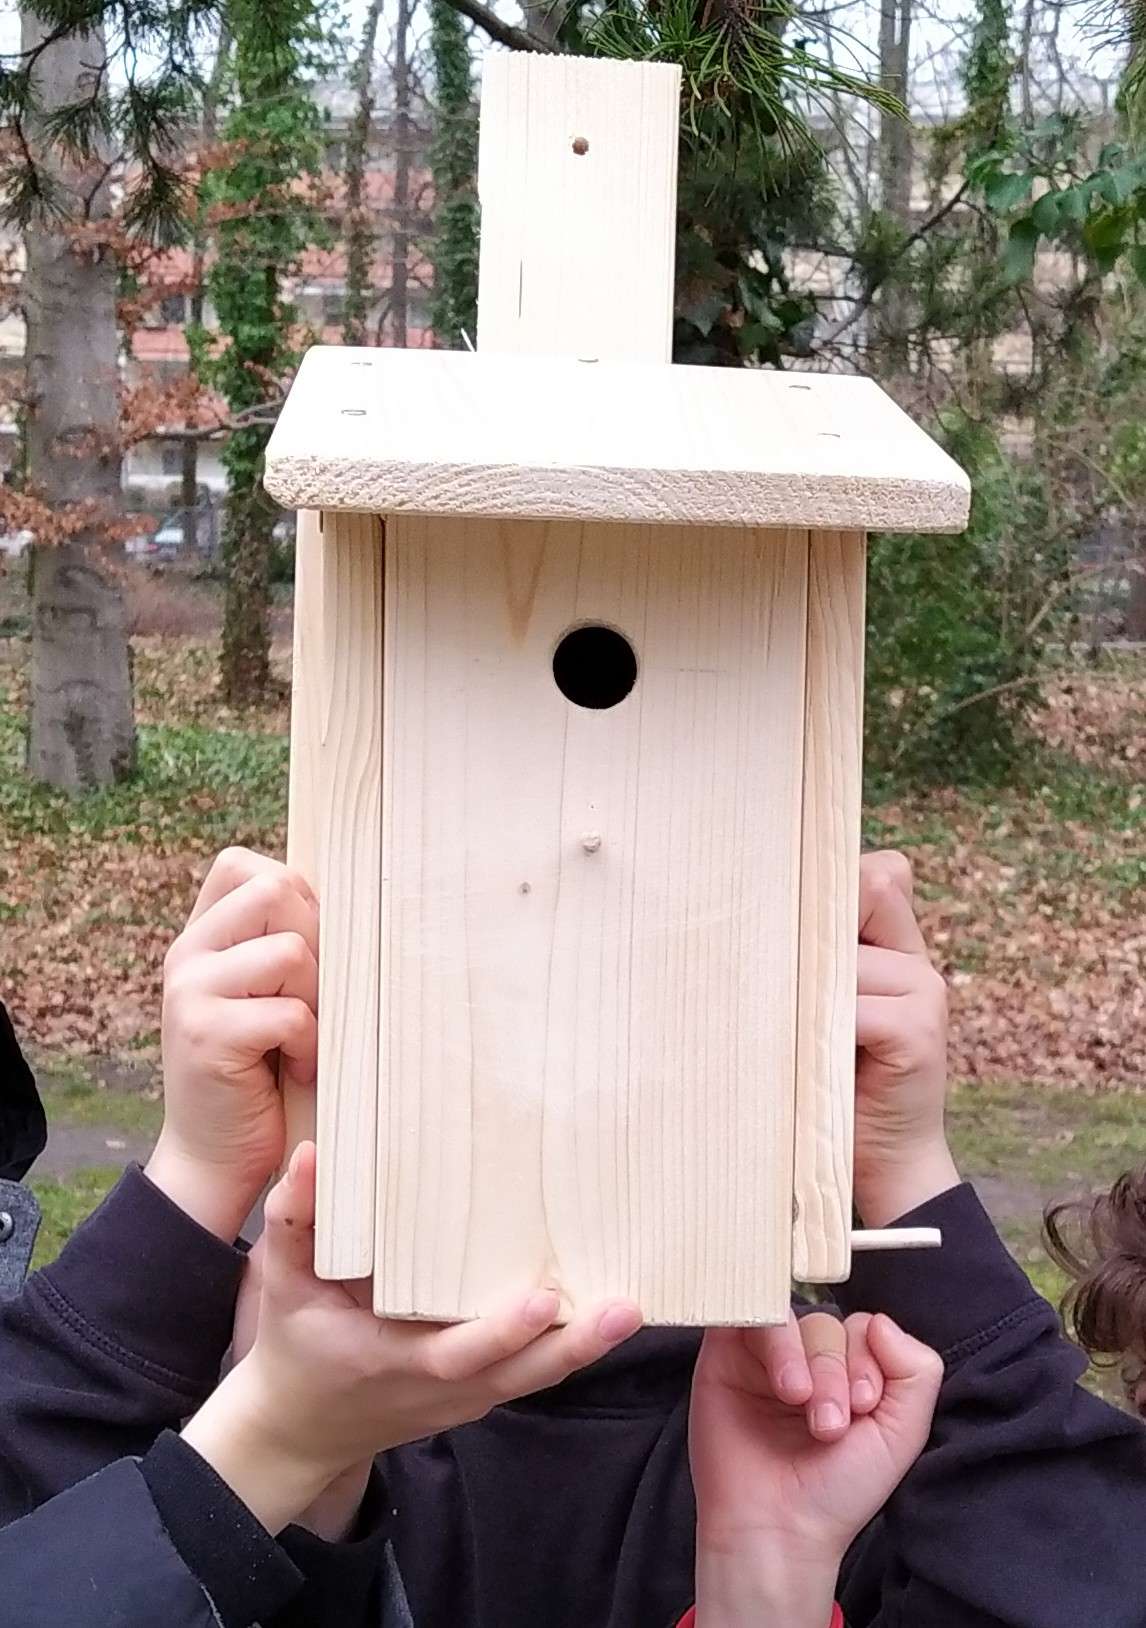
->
[[146, 848, 319, 1241], [183, 1143, 644, 1535], [854, 850, 960, 1227], [689, 1310, 943, 1627]]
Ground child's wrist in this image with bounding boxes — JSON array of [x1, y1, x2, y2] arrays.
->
[[145, 1131, 261, 1243], [695, 1537, 838, 1626], [854, 1141, 960, 1229], [182, 1362, 342, 1535]]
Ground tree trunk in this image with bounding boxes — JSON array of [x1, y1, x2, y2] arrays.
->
[[22, 12, 135, 789], [220, 467, 274, 697], [876, 0, 913, 368], [182, 24, 232, 556], [344, 0, 384, 346], [389, 0, 413, 346], [1128, 543, 1146, 642]]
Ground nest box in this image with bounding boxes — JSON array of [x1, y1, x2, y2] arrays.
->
[[264, 52, 970, 1326]]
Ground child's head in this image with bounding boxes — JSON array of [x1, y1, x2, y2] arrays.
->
[[1044, 1171, 1146, 1412]]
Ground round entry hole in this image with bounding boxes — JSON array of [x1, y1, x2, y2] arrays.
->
[[553, 624, 637, 710]]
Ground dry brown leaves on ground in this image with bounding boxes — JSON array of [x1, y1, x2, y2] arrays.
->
[[0, 635, 1143, 1088]]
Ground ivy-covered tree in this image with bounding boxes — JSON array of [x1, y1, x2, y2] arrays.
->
[[198, 0, 325, 705], [428, 0, 478, 347]]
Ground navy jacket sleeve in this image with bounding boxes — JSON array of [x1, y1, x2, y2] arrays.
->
[[0, 1440, 302, 1628], [0, 1163, 245, 1516], [0, 1167, 398, 1628], [834, 1181, 1146, 1628]]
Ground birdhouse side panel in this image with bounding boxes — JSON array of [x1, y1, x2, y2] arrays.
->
[[793, 529, 866, 1284], [312, 512, 384, 1282], [374, 515, 809, 1327]]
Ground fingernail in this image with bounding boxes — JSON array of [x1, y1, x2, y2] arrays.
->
[[812, 1402, 846, 1434], [287, 1144, 303, 1182], [852, 1379, 877, 1408], [778, 1361, 807, 1398], [523, 1290, 559, 1330], [598, 1304, 643, 1344]]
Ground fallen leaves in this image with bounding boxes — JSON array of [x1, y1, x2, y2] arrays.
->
[[0, 633, 1143, 1090]]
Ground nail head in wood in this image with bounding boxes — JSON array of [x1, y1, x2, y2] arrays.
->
[[572, 135, 589, 155]]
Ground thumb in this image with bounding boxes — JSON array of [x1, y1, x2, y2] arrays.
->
[[867, 1313, 944, 1453], [262, 1140, 318, 1280]]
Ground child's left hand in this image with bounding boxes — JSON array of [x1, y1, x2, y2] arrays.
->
[[689, 1310, 942, 1627]]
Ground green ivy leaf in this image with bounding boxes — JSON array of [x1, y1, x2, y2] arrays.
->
[[1001, 218, 1039, 284], [1031, 191, 1062, 233], [984, 169, 1034, 213]]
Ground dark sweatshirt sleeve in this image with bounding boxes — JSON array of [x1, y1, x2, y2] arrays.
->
[[0, 1163, 245, 1520], [835, 1182, 1146, 1628], [0, 1450, 299, 1628]]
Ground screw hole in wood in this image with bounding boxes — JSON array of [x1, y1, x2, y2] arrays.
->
[[553, 624, 637, 710]]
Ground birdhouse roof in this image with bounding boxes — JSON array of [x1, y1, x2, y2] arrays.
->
[[264, 347, 970, 534]]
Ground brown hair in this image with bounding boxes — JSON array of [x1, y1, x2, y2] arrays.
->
[[1044, 1171, 1146, 1375]]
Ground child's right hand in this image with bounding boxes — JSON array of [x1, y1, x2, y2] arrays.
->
[[182, 1143, 645, 1535], [146, 848, 319, 1241]]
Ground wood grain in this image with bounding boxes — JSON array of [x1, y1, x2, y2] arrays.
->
[[282, 509, 323, 1152], [314, 511, 384, 1280], [792, 531, 866, 1283], [475, 53, 680, 360], [373, 517, 808, 1326], [264, 348, 971, 535]]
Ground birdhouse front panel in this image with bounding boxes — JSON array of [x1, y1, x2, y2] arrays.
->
[[373, 515, 808, 1325]]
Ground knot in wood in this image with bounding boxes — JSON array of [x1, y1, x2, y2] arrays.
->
[[580, 832, 602, 854]]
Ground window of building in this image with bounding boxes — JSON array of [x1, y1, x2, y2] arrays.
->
[[160, 292, 187, 325], [160, 442, 184, 477], [322, 291, 346, 325]]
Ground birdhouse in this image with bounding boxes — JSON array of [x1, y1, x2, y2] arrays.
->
[[265, 53, 969, 1327]]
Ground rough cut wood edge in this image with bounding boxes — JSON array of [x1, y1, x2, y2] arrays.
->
[[314, 511, 384, 1280], [266, 457, 967, 535], [792, 530, 865, 1284], [476, 53, 680, 360], [281, 509, 323, 1154]]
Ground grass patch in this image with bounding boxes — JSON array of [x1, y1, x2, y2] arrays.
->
[[0, 699, 287, 847], [948, 1081, 1146, 1193], [34, 1062, 163, 1139], [28, 1167, 123, 1270]]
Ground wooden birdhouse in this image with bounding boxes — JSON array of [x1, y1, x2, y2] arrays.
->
[[265, 53, 969, 1327]]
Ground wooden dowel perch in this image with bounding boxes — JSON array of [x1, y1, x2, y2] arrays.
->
[[849, 1228, 942, 1253]]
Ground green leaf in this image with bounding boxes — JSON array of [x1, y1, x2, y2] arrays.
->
[[1098, 166, 1137, 205], [984, 169, 1034, 213], [1031, 191, 1062, 233], [1128, 246, 1146, 287], [1058, 185, 1089, 226], [1001, 218, 1039, 285]]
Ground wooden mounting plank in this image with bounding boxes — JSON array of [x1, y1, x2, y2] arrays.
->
[[476, 53, 680, 360], [373, 517, 807, 1325], [264, 348, 971, 535], [313, 511, 384, 1280], [792, 531, 866, 1283]]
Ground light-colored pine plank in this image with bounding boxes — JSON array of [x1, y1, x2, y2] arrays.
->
[[374, 517, 808, 1326], [282, 509, 324, 1152], [476, 54, 680, 360], [314, 511, 384, 1280], [264, 348, 971, 535], [792, 530, 866, 1283]]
